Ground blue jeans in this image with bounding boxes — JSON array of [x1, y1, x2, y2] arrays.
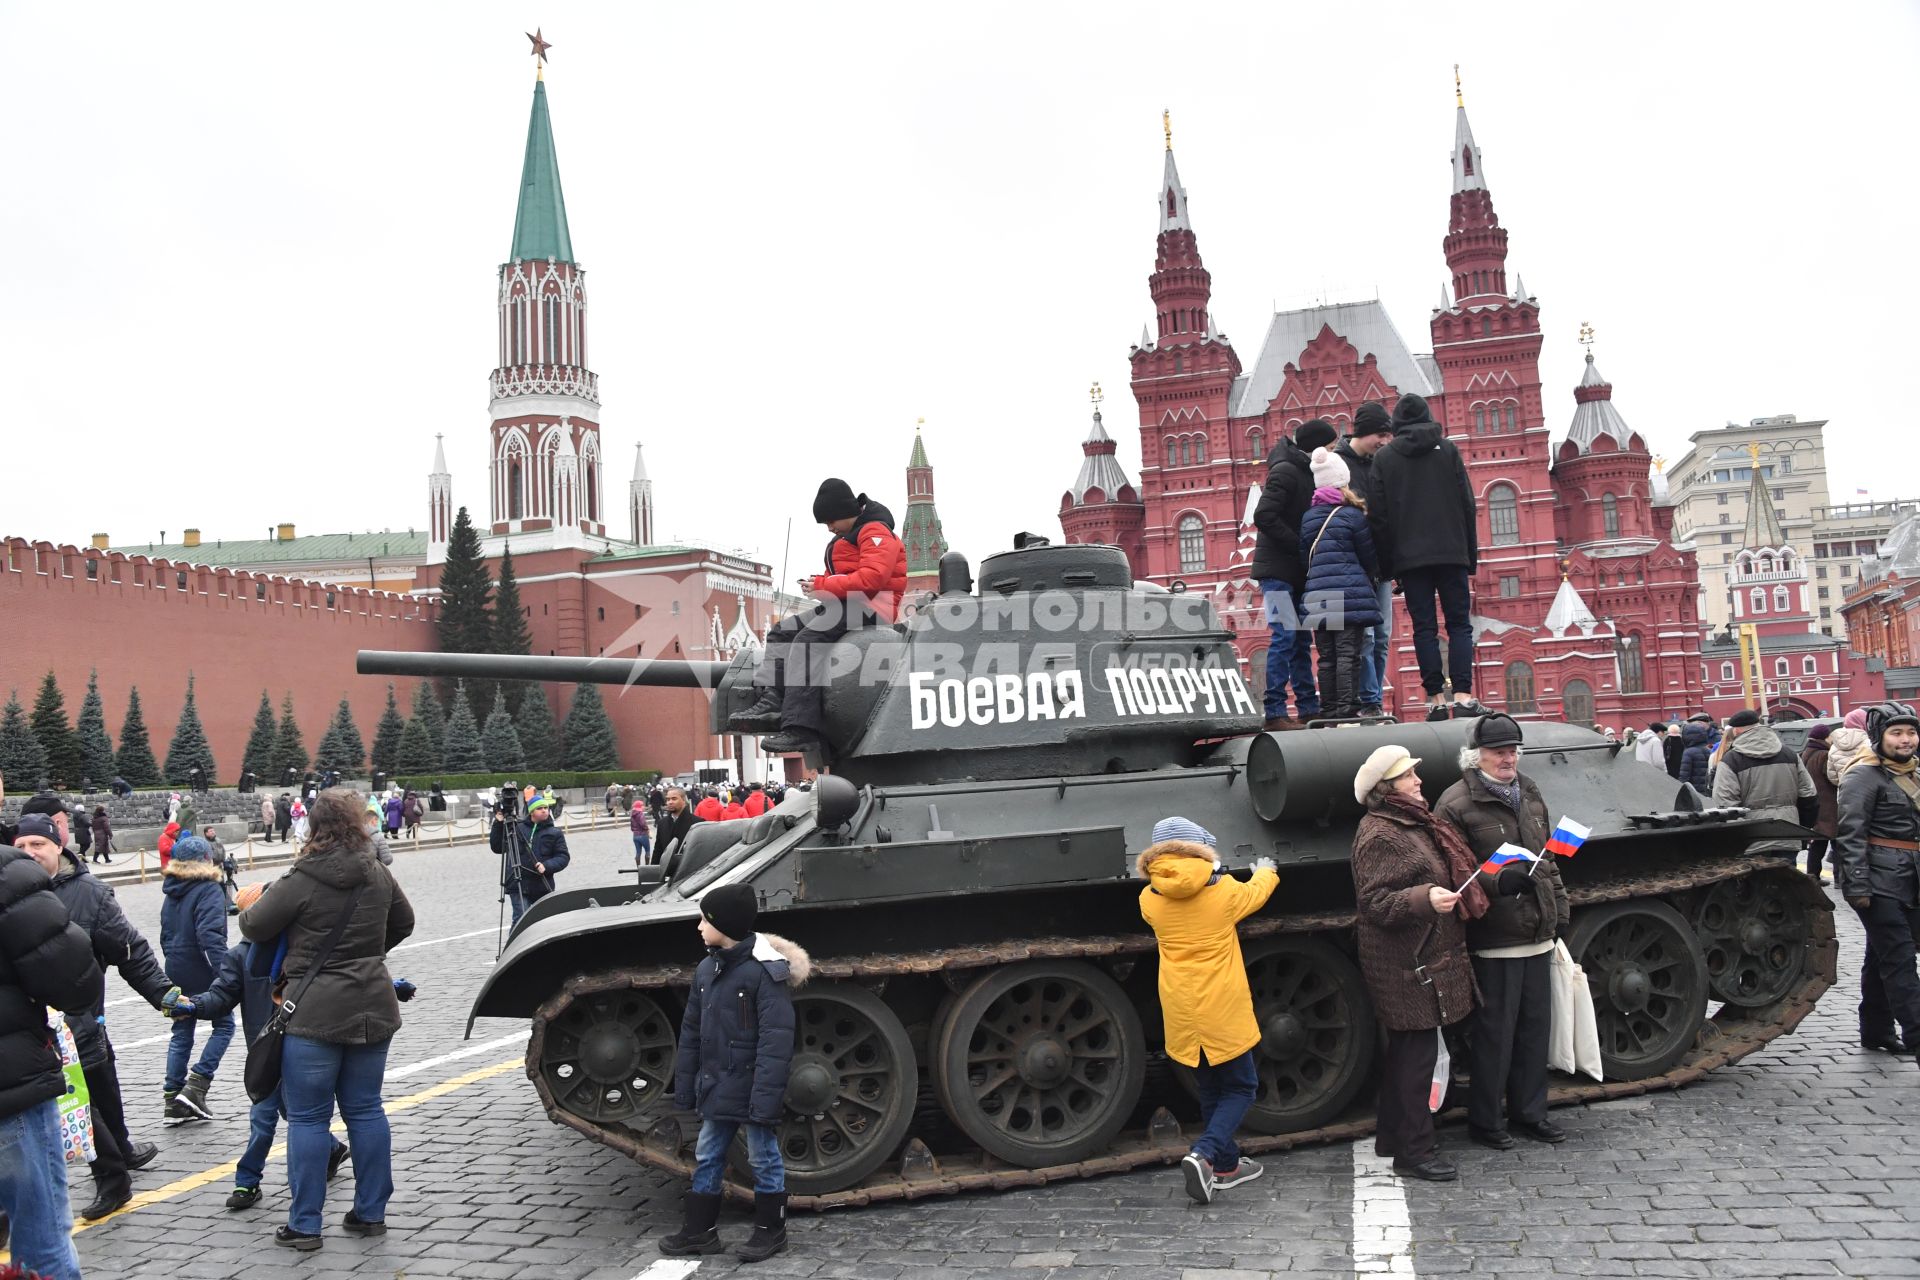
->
[[0, 1098, 82, 1280], [1398, 565, 1474, 697], [1191, 1048, 1259, 1174], [507, 881, 528, 926], [166, 1009, 236, 1092], [1256, 580, 1319, 719], [691, 1118, 784, 1195], [632, 833, 651, 864], [1360, 580, 1393, 709], [237, 1085, 347, 1191], [282, 1035, 393, 1234]]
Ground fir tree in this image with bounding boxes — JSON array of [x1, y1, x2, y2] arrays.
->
[[395, 717, 439, 776], [370, 685, 407, 777], [562, 683, 620, 770], [514, 682, 562, 772], [241, 690, 278, 780], [272, 693, 308, 780], [435, 506, 495, 711], [409, 681, 447, 764], [29, 671, 85, 789], [0, 691, 49, 789], [75, 670, 116, 786], [481, 689, 526, 772], [314, 698, 367, 775], [114, 687, 161, 787], [440, 683, 487, 773], [163, 674, 218, 786], [491, 543, 535, 716]]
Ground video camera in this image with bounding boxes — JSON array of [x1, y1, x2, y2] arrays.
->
[[493, 781, 520, 818]]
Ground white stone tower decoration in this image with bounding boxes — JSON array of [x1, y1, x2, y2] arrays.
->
[[427, 433, 453, 565], [630, 441, 655, 545]]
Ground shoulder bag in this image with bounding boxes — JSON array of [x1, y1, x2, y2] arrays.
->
[[244, 884, 365, 1103]]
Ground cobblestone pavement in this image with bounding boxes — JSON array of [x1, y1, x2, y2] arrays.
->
[[50, 837, 1920, 1279]]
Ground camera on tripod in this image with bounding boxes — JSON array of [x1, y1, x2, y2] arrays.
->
[[493, 780, 520, 819]]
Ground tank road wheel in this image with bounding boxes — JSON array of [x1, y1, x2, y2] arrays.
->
[[1567, 900, 1710, 1080], [935, 961, 1147, 1167], [1692, 874, 1811, 1008], [538, 991, 676, 1125], [738, 982, 916, 1196]]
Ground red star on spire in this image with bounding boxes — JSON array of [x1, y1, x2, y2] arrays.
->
[[527, 28, 552, 63]]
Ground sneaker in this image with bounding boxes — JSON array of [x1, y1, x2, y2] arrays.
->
[[327, 1143, 351, 1181], [1357, 705, 1384, 719], [226, 1185, 262, 1211], [1180, 1151, 1215, 1205], [274, 1225, 323, 1251], [1425, 703, 1452, 723], [1212, 1158, 1263, 1190], [1450, 698, 1489, 719]]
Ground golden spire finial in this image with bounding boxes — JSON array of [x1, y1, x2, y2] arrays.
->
[[1578, 321, 1595, 356], [1163, 109, 1171, 152], [1653, 454, 1666, 474], [1090, 381, 1104, 407], [916, 416, 924, 430], [1748, 440, 1762, 466], [1454, 64, 1463, 108]]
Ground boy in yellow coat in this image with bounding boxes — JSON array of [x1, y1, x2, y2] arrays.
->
[[1138, 816, 1279, 1204]]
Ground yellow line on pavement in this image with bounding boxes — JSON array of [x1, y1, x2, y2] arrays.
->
[[42, 1056, 524, 1246]]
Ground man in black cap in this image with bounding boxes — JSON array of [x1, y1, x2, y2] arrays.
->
[[733, 479, 907, 756], [1834, 702, 1920, 1058], [1363, 393, 1483, 721], [1340, 403, 1396, 717], [1433, 714, 1570, 1148], [1250, 419, 1336, 729]]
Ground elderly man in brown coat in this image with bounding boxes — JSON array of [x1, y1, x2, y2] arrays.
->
[[1351, 743, 1488, 1182]]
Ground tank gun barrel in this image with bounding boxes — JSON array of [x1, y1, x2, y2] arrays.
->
[[355, 650, 730, 690]]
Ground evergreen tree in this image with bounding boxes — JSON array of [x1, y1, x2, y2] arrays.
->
[[562, 683, 620, 770], [272, 693, 308, 779], [435, 507, 495, 711], [409, 681, 447, 763], [75, 670, 116, 786], [0, 692, 49, 788], [162, 674, 218, 786], [491, 544, 535, 716], [114, 687, 161, 787], [440, 683, 487, 773], [514, 682, 562, 772], [481, 689, 526, 773], [29, 671, 85, 789], [241, 690, 278, 780], [314, 698, 367, 775], [395, 717, 438, 776], [370, 685, 407, 777]]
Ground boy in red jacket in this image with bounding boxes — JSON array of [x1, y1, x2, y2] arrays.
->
[[738, 478, 906, 755]]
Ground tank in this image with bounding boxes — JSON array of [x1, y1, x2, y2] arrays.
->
[[357, 541, 1833, 1208]]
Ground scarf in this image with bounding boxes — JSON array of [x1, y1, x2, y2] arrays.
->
[[1478, 771, 1523, 812], [1880, 755, 1920, 806], [1380, 792, 1490, 919]]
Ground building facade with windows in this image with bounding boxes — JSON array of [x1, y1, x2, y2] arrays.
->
[[1841, 513, 1920, 703]]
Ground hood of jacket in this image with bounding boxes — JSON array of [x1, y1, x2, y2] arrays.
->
[[1728, 725, 1785, 759], [852, 499, 896, 533], [290, 837, 379, 890], [162, 858, 225, 895], [750, 932, 812, 988], [1274, 438, 1313, 476], [1136, 840, 1220, 900], [1681, 722, 1712, 748], [1385, 420, 1445, 456]]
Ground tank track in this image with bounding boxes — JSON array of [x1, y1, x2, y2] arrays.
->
[[524, 854, 1834, 1209]]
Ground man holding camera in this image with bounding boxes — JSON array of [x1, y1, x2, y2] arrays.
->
[[490, 791, 571, 925]]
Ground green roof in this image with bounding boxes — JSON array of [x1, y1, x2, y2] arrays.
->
[[510, 80, 574, 263], [109, 531, 428, 566], [909, 432, 930, 468], [586, 544, 705, 565]]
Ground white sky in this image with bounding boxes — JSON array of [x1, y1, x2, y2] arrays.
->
[[8, 2, 1916, 575]]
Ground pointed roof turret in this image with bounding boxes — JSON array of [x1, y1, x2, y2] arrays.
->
[[1069, 401, 1135, 506], [1543, 576, 1601, 636], [1565, 351, 1642, 455], [1159, 110, 1190, 231], [431, 432, 449, 475], [1741, 444, 1787, 549], [1450, 66, 1486, 193], [509, 80, 574, 262], [631, 441, 648, 482], [909, 428, 930, 469]]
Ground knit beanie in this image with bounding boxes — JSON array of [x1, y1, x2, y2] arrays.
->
[[1295, 419, 1337, 452], [1806, 724, 1832, 743], [1352, 402, 1392, 437], [1843, 708, 1868, 730], [170, 834, 213, 862], [1390, 393, 1431, 427], [1310, 446, 1351, 490], [701, 883, 758, 942], [812, 478, 863, 524], [1149, 816, 1216, 847], [12, 814, 60, 845]]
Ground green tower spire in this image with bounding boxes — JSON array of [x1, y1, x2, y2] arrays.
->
[[509, 80, 574, 263]]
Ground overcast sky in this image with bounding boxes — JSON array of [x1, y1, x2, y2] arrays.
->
[[8, 3, 1916, 574]]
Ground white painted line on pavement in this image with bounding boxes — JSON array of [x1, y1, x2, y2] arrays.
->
[[392, 926, 499, 952], [385, 1031, 528, 1081], [630, 1260, 701, 1280], [112, 1031, 174, 1051], [1351, 1137, 1416, 1275]]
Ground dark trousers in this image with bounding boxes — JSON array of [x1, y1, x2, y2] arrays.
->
[[1376, 1027, 1440, 1163], [752, 602, 852, 736], [1399, 566, 1474, 697], [1467, 951, 1552, 1133], [1313, 626, 1367, 719], [1805, 838, 1830, 881], [82, 1053, 134, 1195], [1858, 897, 1920, 1044], [1190, 1048, 1259, 1174]]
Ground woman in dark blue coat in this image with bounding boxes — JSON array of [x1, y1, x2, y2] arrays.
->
[[1298, 447, 1382, 719], [1679, 721, 1715, 793]]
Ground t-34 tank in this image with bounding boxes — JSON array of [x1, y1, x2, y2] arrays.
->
[[358, 541, 1833, 1207]]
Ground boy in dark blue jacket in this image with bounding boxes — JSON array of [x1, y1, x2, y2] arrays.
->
[[159, 835, 234, 1121], [658, 883, 809, 1264], [169, 881, 349, 1209]]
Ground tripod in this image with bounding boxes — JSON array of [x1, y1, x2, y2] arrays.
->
[[493, 789, 529, 958]]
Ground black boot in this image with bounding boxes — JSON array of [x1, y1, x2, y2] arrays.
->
[[734, 1191, 788, 1263], [658, 1191, 724, 1256], [732, 690, 784, 732]]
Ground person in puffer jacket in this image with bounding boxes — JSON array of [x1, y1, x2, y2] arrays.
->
[[1298, 447, 1382, 719], [159, 834, 234, 1122], [1710, 710, 1817, 853], [1678, 721, 1715, 793], [1827, 707, 1876, 786], [660, 884, 809, 1264]]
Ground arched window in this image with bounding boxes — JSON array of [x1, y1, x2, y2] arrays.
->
[[1774, 657, 1790, 678], [1803, 655, 1818, 675], [585, 462, 598, 523], [542, 296, 560, 364], [1721, 661, 1735, 681], [1474, 405, 1486, 433], [1178, 440, 1190, 467], [1750, 587, 1767, 613], [1489, 484, 1520, 545], [1463, 147, 1474, 176], [507, 456, 524, 521], [1616, 634, 1644, 695], [1563, 678, 1594, 726], [1164, 439, 1176, 467], [1505, 661, 1537, 713], [1178, 516, 1206, 574], [1193, 437, 1207, 465], [1774, 586, 1790, 612], [1167, 188, 1178, 219], [1602, 493, 1620, 537], [1482, 317, 1493, 338], [1249, 428, 1264, 460], [1503, 403, 1517, 432]]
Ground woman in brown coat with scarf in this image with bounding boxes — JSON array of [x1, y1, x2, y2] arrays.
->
[[1350, 744, 1487, 1182]]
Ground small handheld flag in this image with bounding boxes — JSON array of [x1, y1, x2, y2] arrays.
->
[[1545, 817, 1591, 859], [1478, 844, 1538, 876]]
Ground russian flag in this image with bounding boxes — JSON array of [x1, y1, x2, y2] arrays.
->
[[1545, 817, 1591, 858], [1478, 844, 1538, 876]]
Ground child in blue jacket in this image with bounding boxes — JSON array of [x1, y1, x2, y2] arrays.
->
[[1299, 447, 1382, 718]]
